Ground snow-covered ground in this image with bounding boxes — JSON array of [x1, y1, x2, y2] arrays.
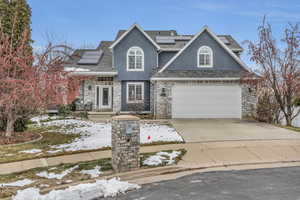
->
[[30, 115, 60, 125], [29, 119, 183, 153], [143, 151, 182, 166], [13, 178, 140, 200], [0, 179, 35, 187], [20, 149, 42, 154], [80, 166, 102, 178], [36, 166, 78, 180]]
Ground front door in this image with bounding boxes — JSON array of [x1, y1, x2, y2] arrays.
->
[[95, 85, 112, 109]]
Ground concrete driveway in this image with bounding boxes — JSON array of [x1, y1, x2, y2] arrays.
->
[[172, 119, 300, 142]]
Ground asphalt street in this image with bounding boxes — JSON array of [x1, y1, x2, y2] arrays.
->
[[100, 167, 300, 200]]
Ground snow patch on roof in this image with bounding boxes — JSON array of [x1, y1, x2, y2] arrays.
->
[[65, 67, 91, 72]]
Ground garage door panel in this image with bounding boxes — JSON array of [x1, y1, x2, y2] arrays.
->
[[172, 85, 241, 118]]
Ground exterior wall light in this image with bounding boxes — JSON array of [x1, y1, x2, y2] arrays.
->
[[160, 88, 166, 97]]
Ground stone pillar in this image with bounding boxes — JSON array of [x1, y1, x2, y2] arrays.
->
[[111, 115, 140, 173]]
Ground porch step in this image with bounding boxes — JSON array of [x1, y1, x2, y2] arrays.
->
[[88, 115, 113, 123], [88, 112, 116, 115]]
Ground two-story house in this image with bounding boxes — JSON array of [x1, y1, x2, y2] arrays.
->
[[65, 24, 256, 119]]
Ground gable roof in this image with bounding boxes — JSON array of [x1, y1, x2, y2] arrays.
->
[[115, 29, 243, 52], [158, 26, 250, 73], [109, 23, 161, 50], [115, 29, 178, 41]]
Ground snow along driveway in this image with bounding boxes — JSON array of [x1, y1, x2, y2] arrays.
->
[[39, 119, 183, 152], [13, 178, 140, 200]]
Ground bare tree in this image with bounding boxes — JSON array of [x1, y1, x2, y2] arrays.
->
[[0, 26, 82, 137], [244, 18, 300, 126]]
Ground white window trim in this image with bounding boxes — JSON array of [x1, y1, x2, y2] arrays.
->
[[127, 46, 144, 71], [126, 82, 144, 104], [197, 46, 213, 68]]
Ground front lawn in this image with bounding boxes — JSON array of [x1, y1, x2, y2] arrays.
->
[[0, 117, 184, 163], [0, 149, 186, 199]]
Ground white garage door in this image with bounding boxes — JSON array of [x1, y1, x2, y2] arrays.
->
[[172, 84, 242, 118]]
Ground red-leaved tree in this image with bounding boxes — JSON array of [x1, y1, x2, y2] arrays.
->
[[0, 28, 82, 137], [244, 18, 300, 126]]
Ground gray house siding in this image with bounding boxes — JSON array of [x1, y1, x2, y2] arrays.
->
[[113, 27, 158, 81], [168, 30, 244, 71], [121, 81, 151, 111], [158, 51, 177, 68]]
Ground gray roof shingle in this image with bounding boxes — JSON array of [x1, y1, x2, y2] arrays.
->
[[65, 41, 115, 73], [152, 69, 246, 78], [115, 30, 243, 52], [66, 28, 243, 72]]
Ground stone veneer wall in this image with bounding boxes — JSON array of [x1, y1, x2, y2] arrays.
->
[[113, 80, 122, 113], [111, 115, 140, 173], [150, 82, 155, 114], [83, 78, 113, 110], [153, 80, 257, 119], [241, 84, 257, 118]]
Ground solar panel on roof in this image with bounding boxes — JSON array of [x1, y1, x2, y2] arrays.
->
[[173, 36, 192, 40], [77, 50, 103, 65], [156, 36, 175, 44], [219, 37, 231, 45]]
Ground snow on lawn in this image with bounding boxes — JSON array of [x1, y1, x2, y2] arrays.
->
[[80, 166, 102, 178], [47, 149, 63, 154], [13, 178, 140, 200], [36, 166, 78, 180], [20, 149, 42, 154], [30, 115, 59, 125], [143, 151, 182, 166], [0, 179, 35, 187], [40, 119, 183, 152]]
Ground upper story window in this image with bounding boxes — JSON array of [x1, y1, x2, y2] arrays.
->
[[197, 46, 213, 68], [127, 47, 144, 71]]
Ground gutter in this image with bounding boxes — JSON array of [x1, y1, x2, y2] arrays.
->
[[69, 71, 118, 76], [150, 77, 241, 81]]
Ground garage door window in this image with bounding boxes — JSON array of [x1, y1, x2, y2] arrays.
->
[[127, 82, 144, 103]]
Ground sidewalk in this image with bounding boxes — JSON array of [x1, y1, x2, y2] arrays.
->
[[2, 139, 300, 175]]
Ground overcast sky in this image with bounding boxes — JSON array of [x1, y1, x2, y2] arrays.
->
[[28, 0, 300, 68]]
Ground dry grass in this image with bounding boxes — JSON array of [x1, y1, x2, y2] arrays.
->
[[0, 118, 184, 164], [280, 126, 300, 133], [0, 126, 80, 164], [0, 149, 186, 199], [140, 149, 186, 168], [0, 158, 112, 199]]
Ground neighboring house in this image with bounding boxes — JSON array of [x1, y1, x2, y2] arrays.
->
[[65, 24, 256, 119]]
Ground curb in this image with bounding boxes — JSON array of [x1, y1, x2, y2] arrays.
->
[[34, 160, 300, 195], [3, 160, 300, 200]]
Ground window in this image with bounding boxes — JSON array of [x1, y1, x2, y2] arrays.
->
[[127, 82, 144, 103], [127, 47, 144, 71], [197, 46, 213, 68]]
